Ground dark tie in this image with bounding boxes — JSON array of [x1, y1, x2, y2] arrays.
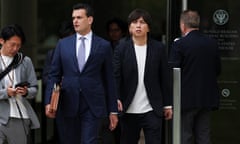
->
[[78, 37, 86, 71]]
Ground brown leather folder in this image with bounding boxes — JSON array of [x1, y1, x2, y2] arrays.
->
[[50, 84, 60, 111]]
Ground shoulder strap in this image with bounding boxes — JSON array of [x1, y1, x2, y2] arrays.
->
[[0, 53, 25, 80]]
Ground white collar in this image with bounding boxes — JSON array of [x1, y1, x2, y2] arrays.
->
[[76, 31, 92, 40]]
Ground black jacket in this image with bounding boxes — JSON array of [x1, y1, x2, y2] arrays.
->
[[113, 37, 171, 117], [169, 30, 221, 110]]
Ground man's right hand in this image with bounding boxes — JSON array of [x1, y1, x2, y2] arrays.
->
[[45, 104, 56, 118], [7, 86, 16, 97]]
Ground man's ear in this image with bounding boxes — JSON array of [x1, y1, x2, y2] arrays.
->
[[88, 16, 94, 25], [0, 38, 4, 45]]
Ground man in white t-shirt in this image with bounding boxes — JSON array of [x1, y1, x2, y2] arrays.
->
[[113, 9, 172, 144]]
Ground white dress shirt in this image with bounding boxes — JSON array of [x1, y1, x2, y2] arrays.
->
[[76, 31, 93, 62]]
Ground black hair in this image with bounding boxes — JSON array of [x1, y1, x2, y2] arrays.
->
[[128, 9, 152, 30], [0, 24, 26, 44], [72, 3, 94, 17]]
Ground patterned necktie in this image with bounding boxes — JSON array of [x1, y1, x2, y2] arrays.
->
[[78, 37, 86, 71]]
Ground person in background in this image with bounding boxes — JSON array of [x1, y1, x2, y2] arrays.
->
[[169, 10, 221, 144], [106, 18, 128, 50], [113, 9, 172, 144], [0, 24, 40, 144], [42, 20, 74, 144], [45, 3, 118, 144], [98, 17, 128, 144]]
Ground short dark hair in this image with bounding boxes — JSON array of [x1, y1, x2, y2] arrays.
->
[[128, 9, 152, 30], [180, 10, 200, 28], [0, 24, 26, 44], [72, 3, 94, 17]]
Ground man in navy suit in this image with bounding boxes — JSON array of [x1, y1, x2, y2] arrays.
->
[[45, 3, 118, 144], [169, 10, 221, 144], [113, 9, 172, 144]]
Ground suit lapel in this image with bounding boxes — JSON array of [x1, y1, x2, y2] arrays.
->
[[68, 35, 79, 72], [144, 39, 152, 76], [128, 40, 138, 74]]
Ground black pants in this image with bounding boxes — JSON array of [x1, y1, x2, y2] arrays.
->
[[120, 111, 163, 144]]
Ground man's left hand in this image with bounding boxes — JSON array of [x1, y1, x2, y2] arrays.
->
[[164, 108, 173, 120], [109, 113, 118, 131]]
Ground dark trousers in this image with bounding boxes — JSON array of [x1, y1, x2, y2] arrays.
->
[[57, 94, 101, 144], [120, 111, 162, 144], [98, 118, 115, 144], [57, 109, 101, 144], [181, 109, 211, 144], [98, 117, 121, 144]]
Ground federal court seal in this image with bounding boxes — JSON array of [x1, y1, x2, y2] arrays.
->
[[213, 9, 229, 25]]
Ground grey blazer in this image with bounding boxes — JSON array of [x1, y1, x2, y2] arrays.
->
[[0, 56, 40, 129]]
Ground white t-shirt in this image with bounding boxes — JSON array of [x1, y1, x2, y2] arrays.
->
[[126, 44, 153, 114]]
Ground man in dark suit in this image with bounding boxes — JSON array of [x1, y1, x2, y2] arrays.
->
[[113, 9, 172, 144], [45, 3, 118, 144], [169, 10, 221, 144]]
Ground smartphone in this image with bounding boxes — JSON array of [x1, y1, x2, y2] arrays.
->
[[15, 81, 30, 87]]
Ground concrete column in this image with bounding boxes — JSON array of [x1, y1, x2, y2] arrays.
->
[[182, 0, 188, 11], [173, 68, 181, 144]]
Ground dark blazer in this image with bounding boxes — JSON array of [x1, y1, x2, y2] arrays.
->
[[45, 33, 117, 118], [113, 37, 171, 117], [169, 30, 221, 110]]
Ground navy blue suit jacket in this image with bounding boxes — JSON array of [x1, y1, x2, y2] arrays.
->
[[113, 37, 171, 117], [169, 30, 221, 110], [45, 33, 117, 118]]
